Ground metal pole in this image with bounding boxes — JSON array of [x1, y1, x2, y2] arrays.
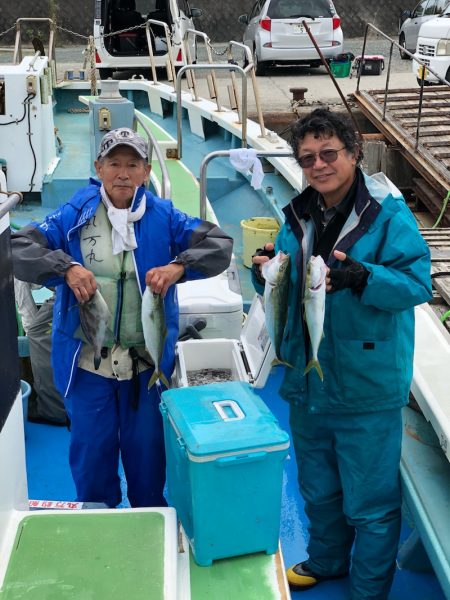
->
[[199, 150, 292, 220], [302, 20, 362, 139], [357, 23, 370, 93], [176, 64, 248, 159], [382, 42, 394, 121], [145, 23, 159, 84], [0, 193, 23, 219], [135, 113, 172, 199]]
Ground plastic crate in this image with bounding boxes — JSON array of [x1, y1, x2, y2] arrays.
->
[[329, 60, 351, 78]]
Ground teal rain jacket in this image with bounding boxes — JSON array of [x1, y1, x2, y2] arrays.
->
[[260, 170, 432, 414]]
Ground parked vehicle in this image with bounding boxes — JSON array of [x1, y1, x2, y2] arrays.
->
[[398, 0, 450, 60], [94, 0, 202, 78], [413, 3, 450, 83], [238, 0, 343, 76]]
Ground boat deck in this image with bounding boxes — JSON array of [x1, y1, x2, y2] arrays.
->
[[354, 86, 450, 226]]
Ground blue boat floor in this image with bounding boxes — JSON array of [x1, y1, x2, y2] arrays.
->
[[24, 365, 445, 599]]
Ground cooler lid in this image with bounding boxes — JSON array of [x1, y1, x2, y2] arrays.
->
[[240, 294, 275, 387], [177, 274, 243, 315], [161, 381, 289, 458]]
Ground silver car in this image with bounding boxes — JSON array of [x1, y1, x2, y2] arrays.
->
[[399, 0, 450, 59], [238, 0, 344, 75]]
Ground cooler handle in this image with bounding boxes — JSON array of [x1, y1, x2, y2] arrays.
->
[[213, 400, 245, 422], [216, 451, 267, 466]]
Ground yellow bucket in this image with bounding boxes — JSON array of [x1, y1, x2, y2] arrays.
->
[[240, 217, 280, 268]]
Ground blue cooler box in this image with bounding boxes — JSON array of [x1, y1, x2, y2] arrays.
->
[[160, 381, 290, 566]]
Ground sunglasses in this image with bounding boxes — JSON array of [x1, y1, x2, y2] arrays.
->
[[297, 147, 347, 169]]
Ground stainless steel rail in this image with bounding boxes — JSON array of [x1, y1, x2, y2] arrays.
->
[[199, 150, 292, 220], [13, 18, 55, 64], [182, 29, 221, 110], [176, 64, 248, 160], [145, 19, 176, 85], [134, 114, 172, 199], [0, 193, 23, 220], [358, 23, 450, 149]]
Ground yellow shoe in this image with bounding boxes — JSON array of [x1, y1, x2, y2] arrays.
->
[[286, 561, 348, 591]]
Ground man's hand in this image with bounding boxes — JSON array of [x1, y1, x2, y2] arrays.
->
[[146, 263, 185, 298], [65, 264, 97, 303], [326, 250, 369, 294]]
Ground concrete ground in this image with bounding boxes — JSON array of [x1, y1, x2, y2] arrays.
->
[[0, 35, 418, 112]]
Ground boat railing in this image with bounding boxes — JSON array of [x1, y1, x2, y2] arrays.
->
[[12, 18, 56, 66], [181, 31, 266, 137], [199, 150, 292, 220], [0, 192, 22, 220], [176, 63, 249, 159], [357, 23, 450, 150], [144, 19, 176, 86], [134, 113, 172, 199]]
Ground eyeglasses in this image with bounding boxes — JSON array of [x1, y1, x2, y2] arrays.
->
[[297, 147, 347, 169]]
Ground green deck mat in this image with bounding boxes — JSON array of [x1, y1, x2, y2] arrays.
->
[[189, 551, 284, 600], [0, 513, 165, 600]]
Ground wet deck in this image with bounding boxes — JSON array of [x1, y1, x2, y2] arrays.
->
[[354, 86, 450, 226]]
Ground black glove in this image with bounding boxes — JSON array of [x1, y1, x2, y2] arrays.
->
[[328, 255, 369, 294], [251, 246, 276, 286]]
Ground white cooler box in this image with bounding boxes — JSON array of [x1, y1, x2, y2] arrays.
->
[[175, 294, 275, 388], [177, 273, 243, 340]]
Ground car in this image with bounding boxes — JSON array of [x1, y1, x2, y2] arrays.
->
[[238, 0, 343, 76], [93, 0, 203, 79], [398, 0, 450, 60], [413, 3, 450, 84]]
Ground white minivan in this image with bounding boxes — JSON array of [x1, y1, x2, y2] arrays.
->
[[413, 3, 450, 83], [94, 0, 202, 78]]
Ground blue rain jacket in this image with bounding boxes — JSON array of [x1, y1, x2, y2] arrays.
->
[[36, 180, 225, 397], [262, 171, 432, 413]]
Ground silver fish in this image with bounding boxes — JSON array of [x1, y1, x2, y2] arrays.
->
[[79, 289, 113, 370], [262, 251, 291, 362], [303, 255, 327, 381], [142, 287, 169, 389]]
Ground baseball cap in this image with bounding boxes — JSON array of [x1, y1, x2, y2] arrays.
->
[[97, 127, 148, 160]]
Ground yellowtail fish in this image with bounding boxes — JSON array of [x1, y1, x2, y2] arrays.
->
[[262, 251, 291, 362], [79, 289, 113, 370], [304, 255, 327, 381], [142, 287, 170, 389]]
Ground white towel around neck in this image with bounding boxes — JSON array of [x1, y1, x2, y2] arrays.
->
[[100, 185, 146, 255]]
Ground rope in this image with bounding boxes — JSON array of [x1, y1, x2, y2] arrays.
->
[[431, 190, 450, 229], [88, 35, 97, 96], [0, 24, 16, 39], [440, 309, 450, 323]]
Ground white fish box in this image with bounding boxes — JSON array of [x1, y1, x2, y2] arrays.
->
[[175, 295, 275, 388], [177, 273, 243, 340]]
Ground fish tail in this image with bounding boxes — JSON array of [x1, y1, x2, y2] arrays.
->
[[304, 359, 324, 381], [147, 370, 159, 389], [94, 355, 101, 370], [147, 370, 170, 390]]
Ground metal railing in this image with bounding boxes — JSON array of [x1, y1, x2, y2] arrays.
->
[[176, 63, 249, 159], [199, 150, 292, 220], [144, 19, 176, 85], [134, 113, 171, 199], [182, 29, 221, 110], [357, 23, 450, 149], [0, 193, 22, 220], [13, 18, 55, 64]]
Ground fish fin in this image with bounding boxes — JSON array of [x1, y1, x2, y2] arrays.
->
[[159, 372, 170, 389], [304, 359, 324, 381], [147, 370, 159, 389], [148, 370, 170, 390]]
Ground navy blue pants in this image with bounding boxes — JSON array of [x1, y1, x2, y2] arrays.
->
[[65, 368, 166, 508], [290, 406, 403, 600]]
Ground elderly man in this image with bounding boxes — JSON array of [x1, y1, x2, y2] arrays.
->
[[12, 127, 233, 508]]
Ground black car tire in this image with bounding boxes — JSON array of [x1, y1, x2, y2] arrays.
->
[[399, 34, 411, 60], [253, 47, 266, 76]]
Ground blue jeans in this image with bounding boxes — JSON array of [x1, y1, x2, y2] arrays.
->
[[290, 406, 402, 600], [65, 368, 166, 508]]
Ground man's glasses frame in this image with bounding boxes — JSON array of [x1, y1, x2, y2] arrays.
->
[[297, 147, 347, 169]]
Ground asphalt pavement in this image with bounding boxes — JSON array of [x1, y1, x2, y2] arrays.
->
[[0, 36, 418, 111]]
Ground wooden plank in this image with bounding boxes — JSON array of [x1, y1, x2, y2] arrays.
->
[[413, 178, 450, 227], [431, 265, 450, 306]]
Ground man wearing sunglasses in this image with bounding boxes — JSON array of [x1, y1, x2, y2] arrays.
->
[[252, 108, 432, 600]]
